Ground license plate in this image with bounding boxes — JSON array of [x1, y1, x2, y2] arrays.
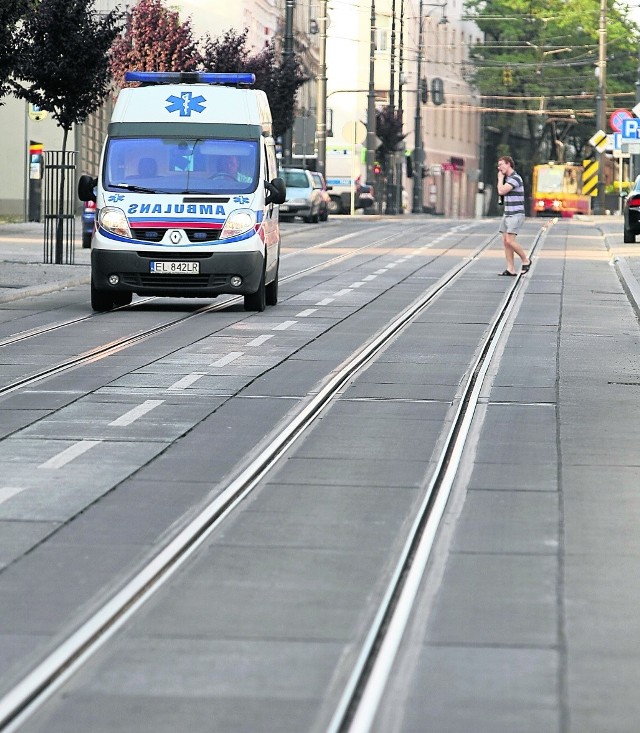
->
[[150, 261, 200, 274], [280, 204, 289, 212]]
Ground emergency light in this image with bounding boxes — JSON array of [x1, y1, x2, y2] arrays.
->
[[124, 71, 256, 86]]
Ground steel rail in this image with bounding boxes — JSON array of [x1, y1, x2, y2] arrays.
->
[[0, 223, 470, 399], [0, 228, 499, 733], [328, 223, 550, 733]]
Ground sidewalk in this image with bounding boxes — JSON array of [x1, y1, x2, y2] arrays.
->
[[0, 221, 90, 304]]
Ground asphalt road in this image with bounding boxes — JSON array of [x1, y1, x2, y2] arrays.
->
[[0, 213, 639, 733]]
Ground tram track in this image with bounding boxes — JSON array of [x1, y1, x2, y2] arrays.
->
[[0, 222, 473, 400], [0, 220, 549, 732]]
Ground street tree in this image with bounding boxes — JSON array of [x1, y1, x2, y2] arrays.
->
[[201, 28, 306, 141], [0, 0, 33, 103], [110, 0, 201, 89], [12, 0, 123, 262], [465, 0, 640, 208]]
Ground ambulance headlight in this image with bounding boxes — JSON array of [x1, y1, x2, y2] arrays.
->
[[221, 209, 255, 239], [99, 207, 132, 239]]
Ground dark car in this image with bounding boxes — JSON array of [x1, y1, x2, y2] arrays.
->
[[81, 199, 96, 248], [623, 176, 640, 243]]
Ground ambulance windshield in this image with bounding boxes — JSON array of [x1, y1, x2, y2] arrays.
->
[[104, 138, 259, 195]]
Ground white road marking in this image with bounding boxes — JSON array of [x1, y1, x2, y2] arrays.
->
[[272, 320, 298, 331], [167, 373, 205, 391], [247, 334, 273, 346], [0, 486, 27, 506], [374, 269, 388, 274], [363, 275, 377, 281], [316, 297, 335, 306], [38, 440, 101, 470], [109, 399, 164, 427], [350, 282, 365, 288], [210, 352, 243, 367], [296, 309, 317, 317], [334, 289, 353, 297]]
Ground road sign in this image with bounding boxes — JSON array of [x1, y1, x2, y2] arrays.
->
[[633, 102, 640, 118], [430, 164, 442, 175], [588, 129, 608, 153], [621, 118, 640, 140], [28, 104, 47, 122], [609, 108, 632, 132], [583, 158, 599, 196]]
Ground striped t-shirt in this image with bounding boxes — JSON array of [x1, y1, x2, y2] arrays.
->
[[504, 172, 525, 215]]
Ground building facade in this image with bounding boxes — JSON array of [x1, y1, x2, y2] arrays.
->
[[0, 0, 482, 219]]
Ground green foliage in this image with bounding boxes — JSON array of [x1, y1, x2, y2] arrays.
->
[[465, 0, 640, 174], [201, 28, 306, 140], [376, 106, 405, 171], [110, 0, 201, 89], [0, 0, 34, 103], [12, 0, 123, 134]]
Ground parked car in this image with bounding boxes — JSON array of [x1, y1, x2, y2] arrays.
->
[[328, 181, 375, 215], [279, 168, 324, 223], [623, 176, 640, 242], [81, 199, 96, 248], [310, 171, 331, 221]]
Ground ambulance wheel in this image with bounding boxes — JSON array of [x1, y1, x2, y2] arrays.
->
[[91, 281, 114, 312], [113, 291, 133, 307], [244, 266, 266, 312], [624, 227, 636, 243], [265, 267, 278, 306]]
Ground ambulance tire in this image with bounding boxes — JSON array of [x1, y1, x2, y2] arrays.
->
[[265, 266, 278, 306], [113, 291, 133, 307], [244, 265, 266, 312], [91, 281, 115, 312]]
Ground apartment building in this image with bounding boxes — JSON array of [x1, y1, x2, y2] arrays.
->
[[0, 0, 481, 219], [326, 0, 482, 216]]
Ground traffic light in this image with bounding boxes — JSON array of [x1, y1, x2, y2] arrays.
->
[[406, 154, 413, 178], [431, 77, 444, 106], [373, 162, 382, 176], [420, 77, 428, 104], [502, 67, 513, 86]]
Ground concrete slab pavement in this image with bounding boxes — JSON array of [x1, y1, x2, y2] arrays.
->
[[0, 221, 90, 303]]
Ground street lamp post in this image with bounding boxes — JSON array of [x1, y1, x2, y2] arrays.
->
[[412, 1, 447, 214], [595, 0, 607, 214], [366, 0, 377, 186], [411, 0, 425, 213], [283, 0, 295, 165], [316, 0, 328, 178]]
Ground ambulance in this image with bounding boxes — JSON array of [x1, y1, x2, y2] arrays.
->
[[78, 71, 286, 312]]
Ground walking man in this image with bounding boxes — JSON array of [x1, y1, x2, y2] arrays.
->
[[497, 155, 531, 276]]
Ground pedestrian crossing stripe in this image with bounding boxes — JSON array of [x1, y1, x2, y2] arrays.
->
[[583, 158, 599, 196], [588, 130, 608, 154]]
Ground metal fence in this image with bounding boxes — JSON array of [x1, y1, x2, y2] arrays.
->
[[43, 150, 77, 264]]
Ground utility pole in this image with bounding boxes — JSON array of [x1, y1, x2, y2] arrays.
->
[[412, 0, 424, 213], [283, 0, 295, 165], [316, 0, 328, 178], [366, 0, 377, 187], [595, 0, 607, 214], [386, 0, 397, 214]]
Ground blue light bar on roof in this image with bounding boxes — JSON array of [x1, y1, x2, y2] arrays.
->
[[124, 71, 256, 86]]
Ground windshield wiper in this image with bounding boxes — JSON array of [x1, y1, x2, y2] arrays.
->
[[111, 183, 157, 193]]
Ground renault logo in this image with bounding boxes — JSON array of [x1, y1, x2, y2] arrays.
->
[[169, 230, 182, 244]]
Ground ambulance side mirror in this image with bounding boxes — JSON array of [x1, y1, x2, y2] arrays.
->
[[265, 177, 286, 205], [78, 174, 97, 203]]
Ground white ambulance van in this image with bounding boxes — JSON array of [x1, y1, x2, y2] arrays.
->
[[78, 71, 286, 312]]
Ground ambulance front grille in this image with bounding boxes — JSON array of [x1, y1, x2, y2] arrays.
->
[[131, 228, 222, 243]]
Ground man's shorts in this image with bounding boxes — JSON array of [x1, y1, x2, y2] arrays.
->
[[499, 213, 525, 234]]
